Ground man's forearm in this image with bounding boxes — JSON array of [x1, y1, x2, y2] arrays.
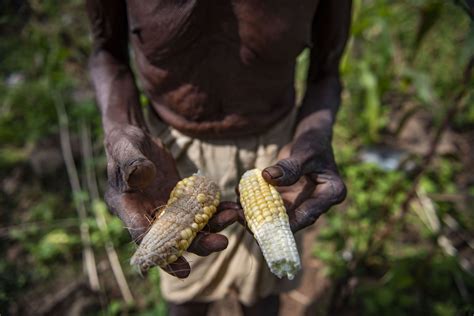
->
[[89, 50, 146, 135], [293, 0, 351, 144], [295, 75, 342, 140]]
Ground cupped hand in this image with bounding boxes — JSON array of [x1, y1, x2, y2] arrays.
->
[[261, 130, 347, 232], [104, 125, 239, 278]]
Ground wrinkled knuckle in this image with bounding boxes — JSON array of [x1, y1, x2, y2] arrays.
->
[[301, 208, 319, 227], [277, 159, 301, 180], [332, 178, 347, 204], [107, 163, 125, 191]]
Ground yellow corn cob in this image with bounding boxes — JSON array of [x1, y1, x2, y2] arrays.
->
[[130, 174, 220, 273], [239, 168, 301, 279]]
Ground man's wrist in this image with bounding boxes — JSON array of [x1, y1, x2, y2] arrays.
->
[[103, 120, 129, 136], [297, 75, 341, 124], [290, 113, 335, 168], [294, 74, 341, 143], [294, 110, 334, 140], [103, 106, 147, 136]]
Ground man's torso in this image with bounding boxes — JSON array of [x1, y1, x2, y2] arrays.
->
[[127, 0, 318, 137]]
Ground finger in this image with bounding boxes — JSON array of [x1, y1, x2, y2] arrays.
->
[[209, 201, 244, 232], [123, 158, 156, 190], [188, 232, 228, 256], [289, 175, 346, 232], [217, 201, 241, 212], [216, 202, 248, 233], [107, 127, 157, 191], [207, 209, 240, 232], [262, 157, 303, 187], [162, 256, 191, 279], [105, 188, 153, 243]]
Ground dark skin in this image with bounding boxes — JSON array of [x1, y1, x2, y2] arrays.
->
[[87, 0, 351, 314]]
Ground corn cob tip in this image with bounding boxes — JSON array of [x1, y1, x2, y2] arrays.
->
[[270, 258, 300, 280]]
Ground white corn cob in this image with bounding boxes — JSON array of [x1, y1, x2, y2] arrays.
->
[[239, 168, 301, 279]]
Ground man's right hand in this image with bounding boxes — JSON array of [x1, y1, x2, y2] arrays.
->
[[104, 125, 239, 278], [104, 125, 179, 240]]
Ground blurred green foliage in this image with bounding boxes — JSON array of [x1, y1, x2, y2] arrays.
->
[[0, 0, 473, 315], [308, 0, 474, 314]]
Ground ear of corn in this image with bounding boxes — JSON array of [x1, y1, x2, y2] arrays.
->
[[130, 174, 221, 273], [239, 168, 301, 279]]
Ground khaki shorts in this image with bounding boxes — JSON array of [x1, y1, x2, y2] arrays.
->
[[147, 109, 302, 306]]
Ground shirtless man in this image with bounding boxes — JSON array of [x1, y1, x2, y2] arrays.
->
[[86, 1, 350, 315]]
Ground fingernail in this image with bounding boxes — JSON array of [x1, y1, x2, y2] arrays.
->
[[126, 159, 156, 189], [263, 166, 283, 179]]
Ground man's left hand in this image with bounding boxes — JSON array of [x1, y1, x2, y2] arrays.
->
[[261, 130, 347, 232]]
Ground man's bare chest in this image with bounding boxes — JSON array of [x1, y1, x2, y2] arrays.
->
[[126, 0, 318, 66]]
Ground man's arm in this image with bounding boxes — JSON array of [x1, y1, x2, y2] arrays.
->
[[263, 1, 352, 232], [296, 0, 352, 138], [86, 1, 237, 278], [86, 0, 145, 134], [87, 0, 162, 208]]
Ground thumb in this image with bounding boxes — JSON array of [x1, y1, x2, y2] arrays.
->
[[262, 157, 303, 186], [106, 127, 157, 191]]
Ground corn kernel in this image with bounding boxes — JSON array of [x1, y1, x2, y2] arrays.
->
[[238, 168, 301, 280], [197, 193, 207, 203], [167, 254, 177, 263], [195, 214, 203, 223], [179, 239, 189, 249]]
